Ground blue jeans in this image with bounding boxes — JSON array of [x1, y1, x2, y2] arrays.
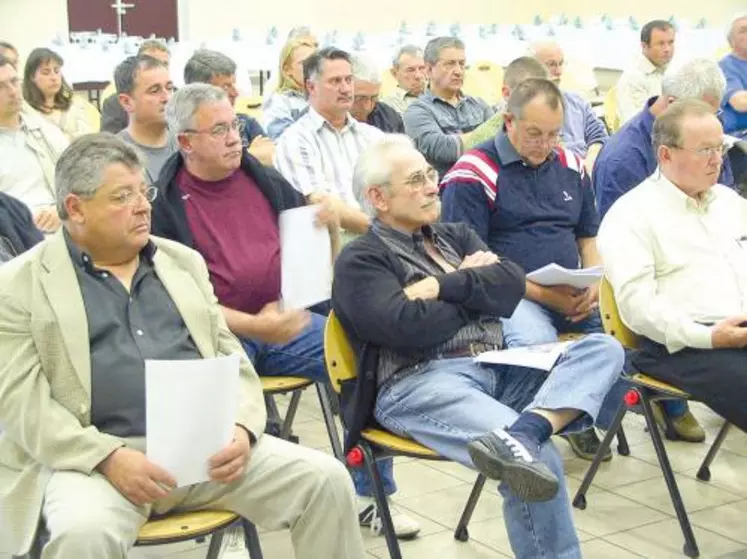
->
[[375, 335, 623, 558], [501, 299, 687, 422], [240, 312, 396, 497]]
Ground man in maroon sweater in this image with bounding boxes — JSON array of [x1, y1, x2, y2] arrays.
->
[[151, 83, 420, 550]]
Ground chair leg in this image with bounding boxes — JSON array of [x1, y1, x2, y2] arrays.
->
[[241, 518, 264, 559], [573, 401, 627, 509], [360, 443, 402, 559], [206, 528, 225, 559], [696, 422, 731, 482], [280, 389, 304, 440], [316, 383, 344, 461], [453, 473, 487, 542], [616, 422, 630, 456], [640, 392, 700, 558]]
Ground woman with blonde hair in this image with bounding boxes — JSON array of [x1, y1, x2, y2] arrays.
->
[[262, 39, 316, 140], [22, 48, 93, 140]]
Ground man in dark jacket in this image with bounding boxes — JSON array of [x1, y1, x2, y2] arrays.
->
[[0, 192, 43, 261], [151, 83, 418, 543], [350, 55, 406, 134], [333, 133, 623, 558]]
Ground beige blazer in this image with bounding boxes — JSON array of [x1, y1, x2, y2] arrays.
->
[[0, 232, 267, 555]]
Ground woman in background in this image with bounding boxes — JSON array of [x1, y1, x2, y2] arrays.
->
[[23, 48, 93, 140], [262, 39, 316, 140]]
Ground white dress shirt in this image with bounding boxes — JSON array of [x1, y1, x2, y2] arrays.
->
[[616, 53, 667, 124], [597, 171, 747, 353], [274, 107, 383, 208]]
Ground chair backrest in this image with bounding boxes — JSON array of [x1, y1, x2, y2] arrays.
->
[[603, 86, 620, 133], [379, 68, 398, 98], [235, 95, 263, 122], [463, 61, 504, 107], [599, 276, 640, 349], [323, 311, 358, 395], [101, 82, 117, 103]]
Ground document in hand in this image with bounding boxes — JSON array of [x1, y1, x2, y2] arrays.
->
[[279, 205, 332, 310], [526, 263, 604, 290], [146, 354, 240, 487], [475, 341, 573, 371]]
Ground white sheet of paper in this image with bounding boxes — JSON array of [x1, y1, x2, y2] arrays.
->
[[526, 263, 604, 290], [146, 354, 240, 487], [475, 341, 573, 371], [279, 205, 332, 310]]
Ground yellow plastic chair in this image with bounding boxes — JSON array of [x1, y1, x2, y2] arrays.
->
[[78, 97, 102, 133], [380, 69, 399, 98], [602, 86, 621, 134], [101, 82, 117, 103], [235, 95, 264, 123], [573, 277, 731, 558], [136, 510, 263, 558], [463, 60, 504, 107], [324, 311, 486, 559]]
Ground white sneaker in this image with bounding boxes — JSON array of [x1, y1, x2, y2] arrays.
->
[[358, 496, 421, 540], [218, 525, 250, 559]]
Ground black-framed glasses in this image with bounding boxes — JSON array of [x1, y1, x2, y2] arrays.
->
[[184, 118, 245, 139]]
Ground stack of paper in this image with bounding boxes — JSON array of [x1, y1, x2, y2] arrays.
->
[[526, 263, 604, 290], [475, 341, 573, 371]]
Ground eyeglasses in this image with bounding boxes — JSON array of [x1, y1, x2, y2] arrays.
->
[[399, 168, 439, 192], [108, 186, 158, 207], [184, 118, 245, 139], [671, 144, 728, 159]]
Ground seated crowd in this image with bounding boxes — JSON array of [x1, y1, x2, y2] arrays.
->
[[1, 13, 747, 559]]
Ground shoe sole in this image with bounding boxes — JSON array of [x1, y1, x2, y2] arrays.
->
[[467, 440, 559, 502]]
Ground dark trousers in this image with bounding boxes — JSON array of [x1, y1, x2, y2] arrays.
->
[[632, 339, 747, 431]]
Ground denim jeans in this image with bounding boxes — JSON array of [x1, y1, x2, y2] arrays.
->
[[501, 299, 688, 422], [240, 312, 396, 497], [375, 334, 623, 559]]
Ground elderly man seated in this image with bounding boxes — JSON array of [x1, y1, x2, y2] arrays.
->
[[720, 14, 747, 138], [0, 133, 365, 559], [380, 45, 427, 114], [333, 133, 623, 558], [598, 98, 747, 435], [350, 55, 405, 133]]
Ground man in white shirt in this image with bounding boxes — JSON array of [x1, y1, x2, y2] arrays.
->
[[274, 47, 380, 240], [616, 20, 676, 124], [598, 98, 747, 432], [0, 54, 68, 233]]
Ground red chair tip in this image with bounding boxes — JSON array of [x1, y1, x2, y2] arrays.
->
[[346, 447, 364, 467], [624, 390, 640, 406]]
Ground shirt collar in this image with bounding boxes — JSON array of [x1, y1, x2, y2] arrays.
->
[[637, 53, 666, 75], [395, 86, 418, 100], [372, 218, 436, 249], [422, 88, 467, 106], [64, 228, 157, 274], [494, 131, 522, 165], [306, 106, 357, 133], [650, 170, 718, 213]]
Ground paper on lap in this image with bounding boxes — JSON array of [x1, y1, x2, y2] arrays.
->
[[526, 263, 604, 290]]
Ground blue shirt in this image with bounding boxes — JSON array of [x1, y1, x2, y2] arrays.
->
[[593, 97, 735, 219], [561, 91, 608, 158], [440, 132, 599, 273], [719, 54, 747, 135]]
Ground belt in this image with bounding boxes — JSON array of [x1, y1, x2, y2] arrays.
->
[[440, 342, 501, 359]]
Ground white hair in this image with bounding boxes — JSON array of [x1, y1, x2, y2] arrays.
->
[[661, 58, 726, 103], [526, 39, 562, 57], [352, 54, 381, 84], [352, 134, 414, 216]]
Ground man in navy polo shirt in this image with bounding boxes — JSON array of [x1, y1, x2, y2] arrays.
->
[[595, 58, 734, 220], [440, 78, 623, 461], [720, 15, 747, 138]]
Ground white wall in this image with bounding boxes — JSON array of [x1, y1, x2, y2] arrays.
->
[[0, 0, 68, 61]]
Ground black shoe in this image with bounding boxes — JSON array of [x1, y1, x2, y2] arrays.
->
[[467, 430, 559, 502], [563, 429, 612, 462]]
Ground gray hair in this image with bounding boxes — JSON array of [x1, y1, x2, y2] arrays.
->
[[506, 78, 564, 119], [138, 39, 170, 56], [652, 98, 718, 154], [661, 58, 726, 102], [166, 83, 228, 135], [353, 134, 414, 216], [55, 133, 144, 220], [352, 55, 381, 84], [526, 39, 562, 58], [392, 45, 423, 67], [184, 49, 237, 84], [423, 37, 465, 66], [503, 56, 549, 89], [114, 54, 168, 95], [303, 47, 351, 84]]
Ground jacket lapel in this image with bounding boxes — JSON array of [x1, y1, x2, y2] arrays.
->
[[39, 231, 92, 397]]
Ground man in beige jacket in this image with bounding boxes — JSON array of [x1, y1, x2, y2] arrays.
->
[[0, 133, 365, 559]]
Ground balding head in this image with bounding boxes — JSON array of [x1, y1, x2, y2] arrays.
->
[[728, 14, 747, 58], [528, 40, 564, 84]]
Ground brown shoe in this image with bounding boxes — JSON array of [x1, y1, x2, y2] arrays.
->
[[651, 404, 706, 443]]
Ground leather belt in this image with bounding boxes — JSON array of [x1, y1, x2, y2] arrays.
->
[[440, 342, 501, 359]]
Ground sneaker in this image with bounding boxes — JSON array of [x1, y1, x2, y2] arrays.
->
[[562, 429, 613, 462], [358, 496, 421, 540], [467, 430, 559, 502], [218, 525, 249, 558], [652, 404, 706, 443]]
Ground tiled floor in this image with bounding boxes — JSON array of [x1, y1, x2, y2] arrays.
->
[[10, 394, 747, 559]]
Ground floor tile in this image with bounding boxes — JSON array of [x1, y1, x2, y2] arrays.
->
[[609, 472, 741, 515], [563, 453, 664, 489], [395, 482, 504, 528], [605, 518, 746, 558], [570, 488, 670, 537], [361, 510, 445, 551], [581, 538, 646, 558], [626, 437, 712, 473], [679, 450, 747, 498], [367, 529, 510, 558], [389, 460, 467, 500], [423, 459, 481, 484], [689, 500, 747, 544]]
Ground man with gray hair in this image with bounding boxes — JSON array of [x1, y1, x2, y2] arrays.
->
[[333, 133, 622, 558], [350, 55, 404, 133], [0, 132, 366, 559], [184, 49, 274, 165], [719, 14, 747, 137], [599, 98, 747, 437], [380, 45, 426, 114], [403, 37, 496, 178]]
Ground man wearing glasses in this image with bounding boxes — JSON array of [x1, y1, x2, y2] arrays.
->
[[440, 78, 626, 461], [599, 98, 747, 437]]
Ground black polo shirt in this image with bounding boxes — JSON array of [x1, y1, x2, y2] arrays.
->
[[65, 232, 202, 437]]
